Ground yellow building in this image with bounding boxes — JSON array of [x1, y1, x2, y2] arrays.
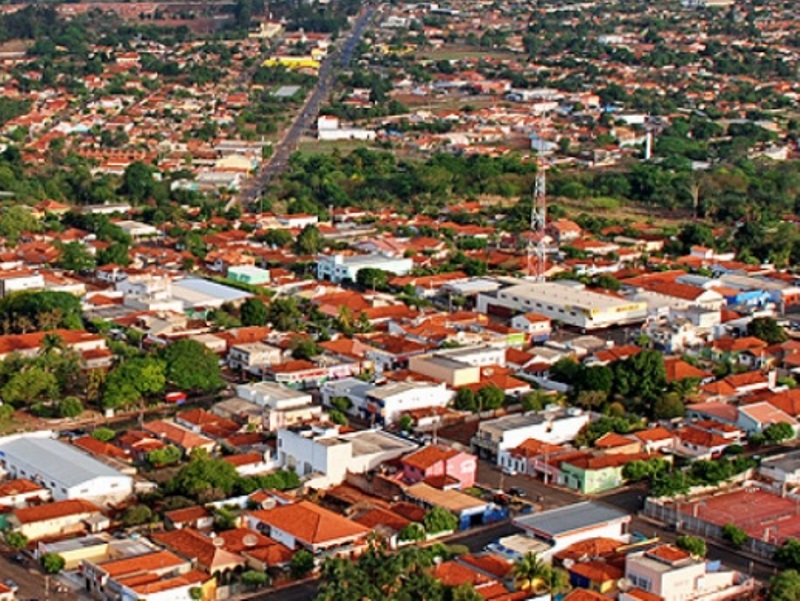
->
[[409, 354, 481, 387], [262, 56, 320, 71]]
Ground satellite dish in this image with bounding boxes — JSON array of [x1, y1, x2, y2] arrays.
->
[[617, 578, 633, 591], [243, 534, 258, 548], [212, 537, 225, 548], [562, 558, 575, 569]]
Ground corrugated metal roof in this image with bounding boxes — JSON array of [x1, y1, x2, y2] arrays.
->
[[514, 501, 629, 538], [0, 435, 126, 488]]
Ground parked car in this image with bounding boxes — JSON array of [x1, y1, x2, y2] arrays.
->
[[508, 486, 527, 498], [501, 466, 517, 476]]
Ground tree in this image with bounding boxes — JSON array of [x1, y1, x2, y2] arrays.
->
[[399, 415, 413, 432], [40, 552, 65, 574], [653, 393, 685, 420], [776, 539, 800, 570], [454, 388, 477, 412], [722, 523, 748, 549], [162, 339, 223, 393], [477, 385, 505, 411], [92, 427, 116, 442], [423, 506, 458, 534], [521, 390, 550, 412], [241, 570, 269, 588], [764, 422, 795, 443], [57, 396, 83, 418], [122, 505, 153, 527], [2, 366, 58, 407], [676, 535, 707, 558], [169, 454, 240, 500], [102, 357, 166, 409], [121, 161, 156, 203], [189, 588, 204, 601], [356, 268, 390, 291], [295, 225, 322, 255], [513, 553, 549, 594], [5, 531, 27, 550], [290, 549, 315, 578], [290, 337, 319, 360], [0, 205, 41, 245], [399, 522, 426, 542], [57, 241, 96, 273], [770, 570, 800, 601], [266, 297, 302, 331], [148, 445, 182, 467], [748, 317, 788, 344], [240, 297, 268, 326]]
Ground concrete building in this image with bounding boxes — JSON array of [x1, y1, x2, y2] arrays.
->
[[409, 354, 481, 387], [478, 281, 647, 331], [512, 501, 631, 557], [0, 432, 133, 502], [234, 381, 324, 431], [317, 253, 413, 284], [623, 544, 742, 601], [322, 378, 454, 425], [472, 408, 589, 462], [227, 342, 283, 374], [0, 269, 45, 297], [276, 423, 417, 489], [227, 265, 271, 285]]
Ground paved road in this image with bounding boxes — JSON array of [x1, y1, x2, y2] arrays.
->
[[236, 3, 379, 209]]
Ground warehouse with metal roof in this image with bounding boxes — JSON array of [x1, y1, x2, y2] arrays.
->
[[0, 431, 133, 502]]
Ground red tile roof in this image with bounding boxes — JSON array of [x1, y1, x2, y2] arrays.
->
[[401, 444, 460, 471], [13, 499, 100, 524], [100, 550, 186, 578], [248, 501, 369, 545]]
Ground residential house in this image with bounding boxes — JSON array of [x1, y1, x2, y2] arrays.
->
[[510, 312, 552, 343], [0, 478, 51, 508], [152, 528, 246, 577], [227, 342, 283, 374], [401, 444, 477, 489], [234, 381, 324, 431], [143, 420, 216, 455], [246, 500, 370, 556], [737, 402, 799, 435], [10, 499, 106, 540], [164, 506, 214, 530], [623, 544, 745, 601]]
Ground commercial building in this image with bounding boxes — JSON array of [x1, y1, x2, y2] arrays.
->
[[472, 408, 589, 462], [316, 253, 413, 284], [512, 501, 631, 557], [0, 432, 134, 502], [322, 378, 454, 425], [477, 281, 647, 331], [235, 381, 324, 431], [276, 423, 417, 489]]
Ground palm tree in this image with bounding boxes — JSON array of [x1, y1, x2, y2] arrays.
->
[[513, 553, 549, 594], [543, 566, 572, 596]]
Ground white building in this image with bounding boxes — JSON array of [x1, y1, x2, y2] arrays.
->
[[512, 501, 631, 558], [0, 269, 45, 297], [276, 423, 417, 489], [317, 116, 376, 141], [478, 281, 647, 331], [322, 378, 454, 425], [622, 544, 744, 601], [472, 408, 589, 462], [317, 253, 413, 284], [227, 342, 283, 374], [234, 381, 324, 431], [0, 432, 133, 502]]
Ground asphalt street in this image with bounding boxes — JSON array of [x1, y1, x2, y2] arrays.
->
[[237, 4, 379, 209]]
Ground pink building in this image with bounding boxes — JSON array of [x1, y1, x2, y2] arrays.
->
[[401, 444, 477, 489]]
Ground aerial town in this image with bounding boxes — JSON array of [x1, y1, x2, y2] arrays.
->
[[0, 0, 797, 599]]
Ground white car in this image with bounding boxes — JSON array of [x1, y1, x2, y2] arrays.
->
[[502, 467, 517, 476]]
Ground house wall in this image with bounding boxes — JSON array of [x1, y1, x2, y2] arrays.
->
[[559, 463, 624, 494], [626, 555, 706, 601], [408, 356, 480, 387], [16, 512, 96, 540]]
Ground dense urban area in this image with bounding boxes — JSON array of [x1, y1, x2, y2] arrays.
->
[[0, 0, 797, 599]]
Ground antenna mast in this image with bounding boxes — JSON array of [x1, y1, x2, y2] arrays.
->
[[528, 112, 548, 281]]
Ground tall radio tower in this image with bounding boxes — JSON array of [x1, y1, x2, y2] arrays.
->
[[527, 114, 548, 281]]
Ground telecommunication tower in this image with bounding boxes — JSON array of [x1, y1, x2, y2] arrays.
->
[[527, 114, 548, 281]]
